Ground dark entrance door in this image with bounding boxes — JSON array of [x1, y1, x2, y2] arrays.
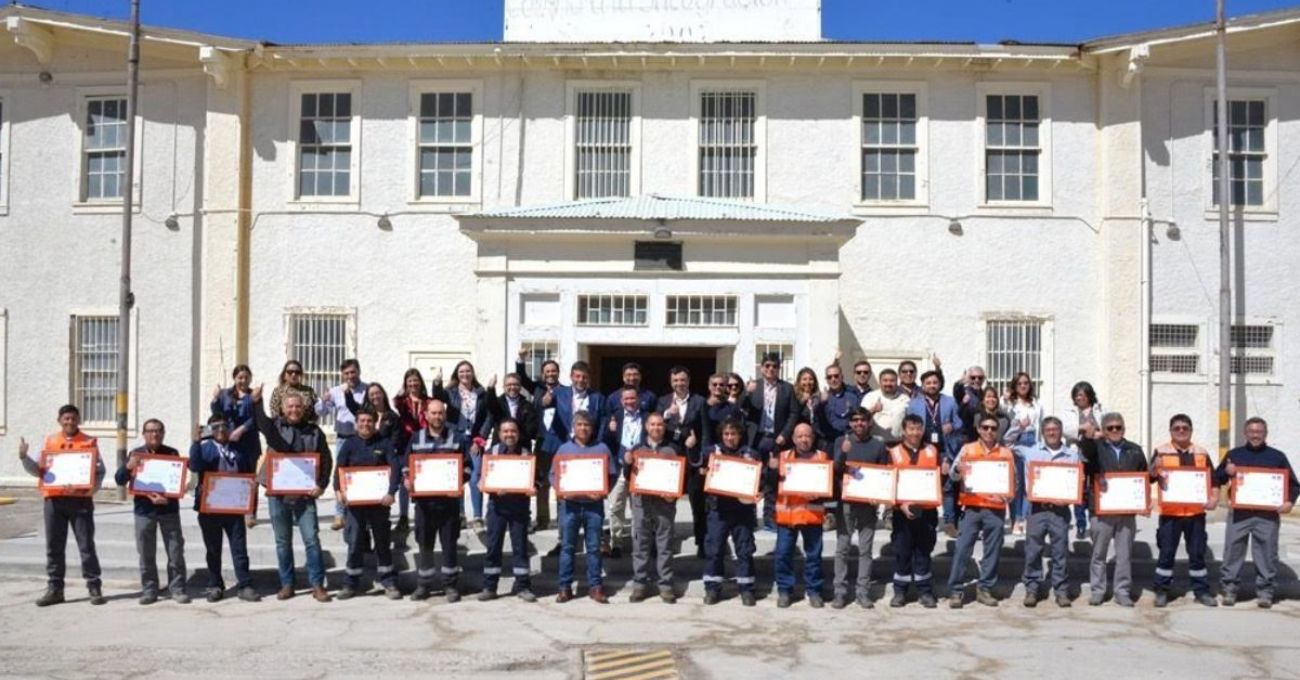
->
[[585, 345, 719, 398]]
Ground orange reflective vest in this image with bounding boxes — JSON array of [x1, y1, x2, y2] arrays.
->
[[888, 442, 940, 469], [1152, 442, 1212, 518], [775, 449, 828, 527], [956, 441, 1014, 510], [40, 431, 100, 499]]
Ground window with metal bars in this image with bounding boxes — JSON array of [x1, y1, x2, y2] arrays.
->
[[1230, 324, 1275, 376], [287, 312, 352, 425], [521, 340, 558, 379], [1150, 323, 1201, 375], [862, 93, 917, 201], [755, 343, 795, 382], [576, 294, 648, 326], [985, 319, 1044, 395], [698, 91, 756, 199], [985, 94, 1040, 202], [666, 295, 737, 327], [575, 91, 632, 199], [297, 92, 353, 198], [83, 97, 128, 201], [418, 91, 473, 198], [1212, 100, 1267, 207], [70, 315, 119, 425]]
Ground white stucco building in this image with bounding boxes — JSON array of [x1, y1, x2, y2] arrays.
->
[[0, 3, 1296, 484]]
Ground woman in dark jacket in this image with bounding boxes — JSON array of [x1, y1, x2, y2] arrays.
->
[[434, 360, 497, 529]]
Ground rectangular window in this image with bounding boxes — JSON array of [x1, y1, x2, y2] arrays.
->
[[297, 92, 353, 198], [754, 343, 795, 382], [1150, 323, 1201, 375], [418, 91, 473, 198], [521, 340, 558, 379], [83, 97, 128, 201], [666, 295, 738, 327], [576, 294, 648, 327], [633, 241, 683, 272], [984, 94, 1040, 202], [861, 93, 917, 201], [70, 315, 119, 426], [1230, 324, 1275, 376], [985, 319, 1044, 395], [698, 90, 757, 199], [287, 312, 352, 426], [1212, 99, 1267, 207], [575, 91, 632, 199]]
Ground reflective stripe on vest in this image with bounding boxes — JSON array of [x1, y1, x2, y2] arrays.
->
[[1155, 449, 1212, 517], [775, 449, 828, 526], [888, 444, 940, 468]]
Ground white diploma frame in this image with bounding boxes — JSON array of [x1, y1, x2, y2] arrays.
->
[[40, 451, 97, 491], [630, 454, 686, 499], [1232, 467, 1289, 511], [340, 467, 392, 506], [480, 455, 537, 495], [704, 455, 763, 501], [265, 453, 320, 495], [1027, 462, 1083, 504], [409, 454, 464, 498], [555, 455, 609, 498], [130, 455, 188, 498], [200, 473, 257, 515], [779, 459, 833, 497], [895, 467, 942, 507], [1095, 473, 1150, 515], [1160, 468, 1210, 506], [841, 463, 895, 505], [963, 459, 1013, 495]]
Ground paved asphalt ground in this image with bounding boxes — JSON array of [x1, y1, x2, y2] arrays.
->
[[0, 488, 1297, 679]]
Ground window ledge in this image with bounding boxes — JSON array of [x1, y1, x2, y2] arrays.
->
[[72, 202, 142, 215], [851, 202, 930, 216], [1203, 208, 1278, 222], [82, 426, 137, 439], [405, 198, 482, 210], [285, 199, 361, 211], [1152, 373, 1208, 385], [975, 202, 1054, 215]]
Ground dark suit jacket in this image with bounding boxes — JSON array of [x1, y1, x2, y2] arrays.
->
[[655, 393, 708, 459], [489, 393, 540, 444], [550, 385, 605, 444], [1087, 438, 1149, 475], [742, 379, 797, 446], [432, 383, 497, 442]]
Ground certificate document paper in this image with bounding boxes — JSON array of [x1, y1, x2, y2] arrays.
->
[[705, 455, 762, 501], [410, 455, 463, 497], [1160, 468, 1210, 506], [963, 459, 1012, 495], [131, 456, 187, 497], [841, 464, 895, 504], [1096, 474, 1149, 514], [481, 456, 537, 495], [41, 451, 96, 489], [267, 454, 319, 494], [556, 456, 608, 497], [780, 459, 833, 497], [631, 455, 686, 498], [201, 474, 257, 515], [341, 467, 392, 505], [895, 468, 941, 506], [1027, 462, 1082, 504], [1233, 468, 1288, 510]]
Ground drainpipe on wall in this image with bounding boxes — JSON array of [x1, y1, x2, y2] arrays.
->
[[1127, 44, 1153, 450], [235, 57, 253, 364]]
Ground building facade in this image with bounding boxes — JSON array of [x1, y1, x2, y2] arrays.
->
[[0, 5, 1296, 483]]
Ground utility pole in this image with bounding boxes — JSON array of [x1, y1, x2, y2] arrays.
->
[[1214, 0, 1232, 461], [115, 0, 141, 500]]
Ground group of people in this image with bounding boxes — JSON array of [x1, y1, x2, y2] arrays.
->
[[16, 350, 1298, 611]]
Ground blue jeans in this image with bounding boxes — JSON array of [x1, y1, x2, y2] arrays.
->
[[775, 524, 825, 594], [267, 496, 325, 588], [1011, 432, 1036, 524], [948, 507, 1005, 591], [558, 499, 604, 589], [468, 453, 484, 520]]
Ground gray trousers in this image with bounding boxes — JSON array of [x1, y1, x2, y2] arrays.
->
[[606, 476, 631, 544], [833, 503, 877, 599], [630, 494, 675, 588], [1089, 514, 1135, 597], [948, 507, 1004, 591], [1023, 507, 1069, 596], [135, 513, 187, 594], [1220, 514, 1280, 596]]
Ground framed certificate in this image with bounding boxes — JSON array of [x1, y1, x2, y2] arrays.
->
[[1230, 467, 1289, 511], [704, 454, 763, 502], [841, 463, 895, 505], [265, 453, 320, 495], [1094, 472, 1150, 515], [779, 458, 833, 497], [554, 455, 610, 498], [38, 450, 98, 494], [630, 453, 686, 499], [409, 454, 464, 498], [199, 473, 257, 515], [480, 455, 537, 496], [129, 455, 188, 499], [963, 459, 1013, 495], [339, 466, 393, 506], [1027, 461, 1083, 505], [1159, 468, 1211, 507], [895, 467, 942, 507]]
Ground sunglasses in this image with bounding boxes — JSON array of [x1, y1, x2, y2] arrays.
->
[[728, 383, 743, 390], [1105, 425, 1124, 432], [978, 424, 998, 431], [900, 369, 915, 374], [826, 374, 841, 380], [854, 369, 870, 375], [970, 376, 985, 381], [286, 369, 302, 375]]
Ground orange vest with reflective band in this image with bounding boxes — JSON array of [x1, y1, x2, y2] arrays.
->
[[1153, 442, 1212, 518], [888, 443, 940, 469], [40, 431, 99, 498], [957, 441, 1014, 510], [775, 449, 828, 527]]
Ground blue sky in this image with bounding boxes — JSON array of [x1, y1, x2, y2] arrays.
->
[[25, 0, 1300, 44]]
